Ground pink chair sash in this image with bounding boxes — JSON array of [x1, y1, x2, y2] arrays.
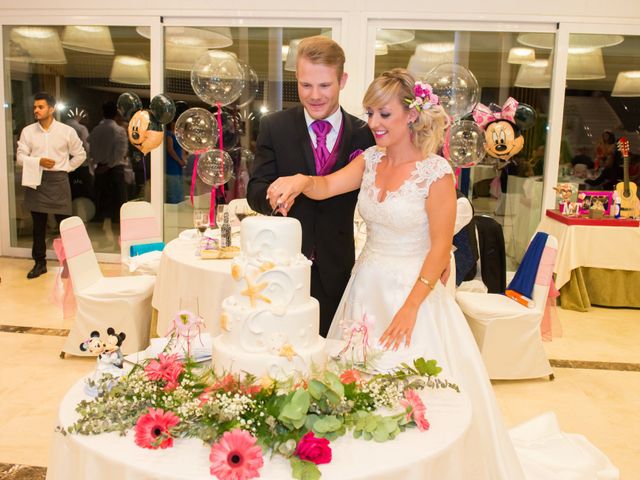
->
[[50, 238, 77, 318], [121, 216, 160, 242], [60, 224, 93, 258], [534, 245, 562, 341]]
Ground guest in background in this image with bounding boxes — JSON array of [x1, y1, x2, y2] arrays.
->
[[89, 100, 129, 244], [16, 92, 86, 278], [594, 130, 616, 171], [165, 120, 186, 204]]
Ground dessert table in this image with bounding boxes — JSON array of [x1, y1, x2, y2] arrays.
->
[[151, 233, 236, 336], [46, 377, 472, 480], [537, 210, 640, 311]]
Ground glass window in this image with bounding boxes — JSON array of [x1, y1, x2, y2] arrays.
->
[[374, 28, 554, 268], [3, 25, 150, 254], [162, 26, 329, 241], [556, 33, 640, 215]]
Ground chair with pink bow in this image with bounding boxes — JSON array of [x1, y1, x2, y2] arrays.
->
[[455, 233, 558, 380], [120, 201, 163, 273], [59, 216, 155, 357]]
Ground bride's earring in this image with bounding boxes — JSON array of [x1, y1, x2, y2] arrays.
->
[[408, 121, 414, 131]]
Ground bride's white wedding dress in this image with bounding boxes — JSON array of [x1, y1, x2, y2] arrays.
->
[[328, 146, 618, 480]]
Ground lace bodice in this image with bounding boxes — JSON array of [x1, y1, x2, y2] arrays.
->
[[355, 146, 452, 282]]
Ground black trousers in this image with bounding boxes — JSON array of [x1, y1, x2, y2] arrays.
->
[[94, 165, 127, 223], [31, 212, 68, 262], [311, 263, 344, 338]]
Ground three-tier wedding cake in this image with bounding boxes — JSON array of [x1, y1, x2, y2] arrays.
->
[[212, 216, 326, 379]]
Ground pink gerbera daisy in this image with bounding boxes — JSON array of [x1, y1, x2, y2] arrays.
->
[[210, 429, 264, 480], [145, 353, 184, 389], [134, 408, 180, 449], [400, 389, 430, 432]]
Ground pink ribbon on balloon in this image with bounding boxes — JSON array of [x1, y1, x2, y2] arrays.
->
[[472, 97, 519, 130]]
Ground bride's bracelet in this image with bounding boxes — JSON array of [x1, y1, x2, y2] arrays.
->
[[418, 276, 434, 290]]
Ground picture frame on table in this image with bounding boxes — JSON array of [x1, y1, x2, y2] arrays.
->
[[578, 191, 613, 215]]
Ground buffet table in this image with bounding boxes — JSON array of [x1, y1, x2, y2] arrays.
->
[[537, 210, 640, 311], [151, 234, 236, 336], [46, 377, 472, 480]]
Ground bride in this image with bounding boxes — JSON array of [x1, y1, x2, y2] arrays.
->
[[268, 69, 617, 479]]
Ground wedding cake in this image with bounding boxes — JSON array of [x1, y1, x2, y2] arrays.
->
[[212, 216, 326, 379]]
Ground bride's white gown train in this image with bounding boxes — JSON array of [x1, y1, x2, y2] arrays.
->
[[328, 147, 618, 480]]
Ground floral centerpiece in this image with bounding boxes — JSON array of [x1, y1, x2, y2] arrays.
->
[[60, 341, 457, 480]]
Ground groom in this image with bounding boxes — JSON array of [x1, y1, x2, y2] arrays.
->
[[247, 35, 375, 336]]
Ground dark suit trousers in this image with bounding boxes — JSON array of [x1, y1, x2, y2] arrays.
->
[[31, 212, 68, 262], [311, 262, 345, 337]]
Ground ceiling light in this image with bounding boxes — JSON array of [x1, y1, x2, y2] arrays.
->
[[62, 25, 114, 55], [507, 47, 535, 64], [109, 55, 150, 85], [612, 71, 640, 97]]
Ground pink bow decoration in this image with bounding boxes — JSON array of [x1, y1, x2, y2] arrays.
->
[[472, 97, 519, 130]]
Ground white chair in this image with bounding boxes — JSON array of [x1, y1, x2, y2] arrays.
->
[[455, 233, 558, 380], [60, 216, 155, 356], [120, 201, 162, 266]]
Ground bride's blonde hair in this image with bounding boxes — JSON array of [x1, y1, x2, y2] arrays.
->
[[363, 68, 450, 157]]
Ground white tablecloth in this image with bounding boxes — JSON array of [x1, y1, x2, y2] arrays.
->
[[47, 378, 472, 480], [537, 215, 640, 289], [152, 235, 235, 336]]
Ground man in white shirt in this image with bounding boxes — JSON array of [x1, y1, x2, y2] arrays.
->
[[16, 92, 86, 279]]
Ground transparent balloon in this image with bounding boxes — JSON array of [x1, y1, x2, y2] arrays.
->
[[230, 147, 255, 172], [191, 50, 245, 106], [424, 63, 479, 120], [237, 62, 259, 108], [175, 108, 218, 153], [149, 94, 176, 125], [446, 120, 486, 168], [197, 149, 234, 187], [210, 107, 241, 149]]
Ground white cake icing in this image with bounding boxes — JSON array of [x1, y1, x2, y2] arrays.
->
[[213, 216, 326, 379]]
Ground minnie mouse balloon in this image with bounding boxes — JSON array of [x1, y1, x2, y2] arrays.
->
[[197, 149, 234, 187], [175, 108, 218, 153], [446, 120, 486, 167], [191, 50, 245, 106], [423, 63, 479, 120]]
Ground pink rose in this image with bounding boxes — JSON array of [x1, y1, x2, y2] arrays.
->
[[295, 432, 332, 465]]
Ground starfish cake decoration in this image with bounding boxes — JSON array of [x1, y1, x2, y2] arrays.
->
[[219, 312, 231, 332], [240, 275, 272, 307], [278, 343, 297, 361], [259, 261, 275, 272], [231, 264, 243, 281]]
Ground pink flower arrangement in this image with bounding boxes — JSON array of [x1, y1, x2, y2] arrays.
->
[[144, 353, 184, 391], [400, 389, 430, 432], [210, 374, 262, 397], [339, 369, 362, 385], [210, 429, 264, 480], [134, 408, 180, 449], [406, 81, 439, 112], [295, 432, 332, 465]]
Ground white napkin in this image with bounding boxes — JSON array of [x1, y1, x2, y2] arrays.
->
[[127, 250, 162, 274], [22, 157, 43, 189]]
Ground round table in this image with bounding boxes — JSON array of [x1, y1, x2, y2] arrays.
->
[[47, 377, 472, 480], [151, 234, 236, 336]]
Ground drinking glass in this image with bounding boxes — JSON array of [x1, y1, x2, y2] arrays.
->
[[215, 204, 226, 229], [193, 209, 209, 237]]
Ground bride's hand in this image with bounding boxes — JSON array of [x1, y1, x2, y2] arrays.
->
[[266, 174, 310, 213], [379, 304, 418, 350]]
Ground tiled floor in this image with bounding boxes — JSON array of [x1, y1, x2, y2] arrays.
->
[[0, 256, 638, 478]]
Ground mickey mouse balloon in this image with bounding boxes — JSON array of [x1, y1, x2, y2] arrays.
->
[[118, 93, 176, 155]]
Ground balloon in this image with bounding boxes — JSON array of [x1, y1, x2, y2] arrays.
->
[[446, 120, 486, 167], [128, 110, 164, 155], [424, 63, 479, 120], [149, 94, 176, 125], [237, 62, 259, 108], [117, 92, 142, 120], [514, 102, 537, 130], [175, 108, 218, 153], [197, 149, 234, 187], [210, 107, 241, 149], [230, 147, 255, 172], [191, 50, 245, 106]]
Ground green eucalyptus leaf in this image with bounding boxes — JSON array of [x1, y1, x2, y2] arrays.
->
[[323, 371, 345, 397], [373, 428, 389, 442], [278, 390, 311, 429], [308, 380, 327, 400], [325, 390, 341, 406], [290, 457, 321, 480]]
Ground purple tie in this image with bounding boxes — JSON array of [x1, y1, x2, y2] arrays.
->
[[311, 120, 332, 172]]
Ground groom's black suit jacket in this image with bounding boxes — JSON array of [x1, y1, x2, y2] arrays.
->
[[247, 105, 374, 332]]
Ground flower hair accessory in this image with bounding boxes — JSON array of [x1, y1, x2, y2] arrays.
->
[[405, 81, 439, 112]]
